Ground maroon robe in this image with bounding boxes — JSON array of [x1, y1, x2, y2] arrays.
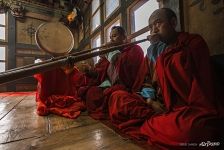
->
[[85, 45, 146, 119], [108, 32, 224, 149], [140, 33, 224, 148], [34, 67, 87, 119]]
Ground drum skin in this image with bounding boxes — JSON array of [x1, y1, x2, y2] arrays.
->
[[35, 22, 74, 56]]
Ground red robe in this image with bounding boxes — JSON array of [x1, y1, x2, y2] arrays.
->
[[140, 33, 224, 148], [77, 57, 110, 99], [34, 67, 86, 119], [108, 33, 224, 149], [85, 45, 146, 119]]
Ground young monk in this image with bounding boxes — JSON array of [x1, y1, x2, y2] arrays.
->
[[34, 62, 87, 119], [108, 8, 224, 149], [84, 26, 146, 119]]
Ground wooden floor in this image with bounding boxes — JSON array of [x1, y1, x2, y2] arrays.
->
[[0, 92, 155, 150]]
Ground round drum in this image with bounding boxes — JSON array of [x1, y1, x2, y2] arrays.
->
[[35, 22, 74, 56]]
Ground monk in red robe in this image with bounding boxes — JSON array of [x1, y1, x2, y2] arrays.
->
[[85, 26, 146, 119], [108, 8, 224, 149], [34, 63, 87, 119]]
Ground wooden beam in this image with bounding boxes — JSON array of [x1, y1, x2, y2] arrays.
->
[[7, 12, 16, 91]]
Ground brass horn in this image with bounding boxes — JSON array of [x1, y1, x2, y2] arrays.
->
[[0, 22, 148, 85]]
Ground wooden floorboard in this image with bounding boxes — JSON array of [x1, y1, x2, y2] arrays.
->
[[30, 123, 143, 150], [47, 114, 98, 134], [0, 94, 46, 144], [0, 92, 152, 150]]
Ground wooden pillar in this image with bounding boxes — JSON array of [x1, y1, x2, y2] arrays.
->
[[120, 0, 127, 32], [7, 12, 16, 91], [100, 0, 104, 44]]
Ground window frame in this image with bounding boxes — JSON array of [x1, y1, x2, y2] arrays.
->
[[0, 45, 7, 72], [104, 0, 121, 20], [91, 32, 101, 64], [127, 0, 159, 37], [127, 0, 159, 56], [0, 13, 7, 72], [0, 13, 7, 42], [90, 0, 101, 33], [104, 14, 121, 43]]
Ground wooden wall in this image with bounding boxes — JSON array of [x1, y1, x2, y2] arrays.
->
[[2, 0, 224, 92], [0, 3, 71, 92], [183, 0, 224, 55]]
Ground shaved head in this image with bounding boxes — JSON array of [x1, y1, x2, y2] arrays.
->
[[149, 8, 177, 25], [148, 8, 178, 44]]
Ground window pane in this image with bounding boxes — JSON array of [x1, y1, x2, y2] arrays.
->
[[0, 14, 5, 25], [105, 20, 120, 42], [0, 46, 5, 60], [135, 32, 150, 56], [133, 0, 158, 32], [91, 10, 100, 31], [106, 0, 119, 18], [0, 62, 5, 72], [0, 27, 5, 40], [92, 0, 100, 14], [92, 35, 101, 63]]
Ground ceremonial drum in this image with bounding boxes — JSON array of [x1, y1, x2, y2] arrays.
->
[[35, 22, 74, 56]]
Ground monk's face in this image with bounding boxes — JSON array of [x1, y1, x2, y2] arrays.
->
[[148, 9, 176, 44], [110, 28, 126, 44]]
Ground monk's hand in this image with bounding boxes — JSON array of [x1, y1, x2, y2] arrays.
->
[[147, 34, 160, 44], [146, 98, 165, 113]]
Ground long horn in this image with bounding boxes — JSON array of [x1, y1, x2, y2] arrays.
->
[[0, 39, 148, 85], [2, 42, 113, 74]]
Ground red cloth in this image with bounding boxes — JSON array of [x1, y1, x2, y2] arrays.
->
[[34, 67, 86, 119], [117, 45, 147, 91], [78, 57, 110, 98], [109, 90, 153, 140], [94, 56, 110, 84], [140, 32, 224, 149], [108, 33, 224, 149], [86, 84, 126, 119], [86, 45, 146, 119]]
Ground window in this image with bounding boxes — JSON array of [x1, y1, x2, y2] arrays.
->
[[91, 0, 101, 32], [0, 13, 6, 72], [91, 34, 101, 64], [104, 17, 121, 42], [105, 0, 120, 19], [128, 0, 159, 55], [0, 13, 6, 40], [130, 0, 158, 33], [0, 46, 6, 72]]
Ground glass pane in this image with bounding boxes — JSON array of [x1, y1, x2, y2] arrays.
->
[[91, 10, 100, 31], [0, 46, 5, 60], [0, 14, 5, 25], [105, 20, 120, 42], [133, 0, 158, 32], [135, 32, 151, 56], [0, 27, 5, 40], [92, 35, 101, 63], [92, 0, 100, 14], [0, 62, 5, 72], [106, 0, 119, 18]]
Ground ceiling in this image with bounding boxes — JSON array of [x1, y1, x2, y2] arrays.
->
[[21, 0, 92, 12]]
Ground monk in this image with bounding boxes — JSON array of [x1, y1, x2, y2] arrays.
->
[[85, 26, 146, 119], [34, 62, 87, 119], [108, 8, 224, 149]]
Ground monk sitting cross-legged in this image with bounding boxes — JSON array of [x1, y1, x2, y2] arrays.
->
[[83, 26, 146, 120], [108, 8, 224, 149]]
